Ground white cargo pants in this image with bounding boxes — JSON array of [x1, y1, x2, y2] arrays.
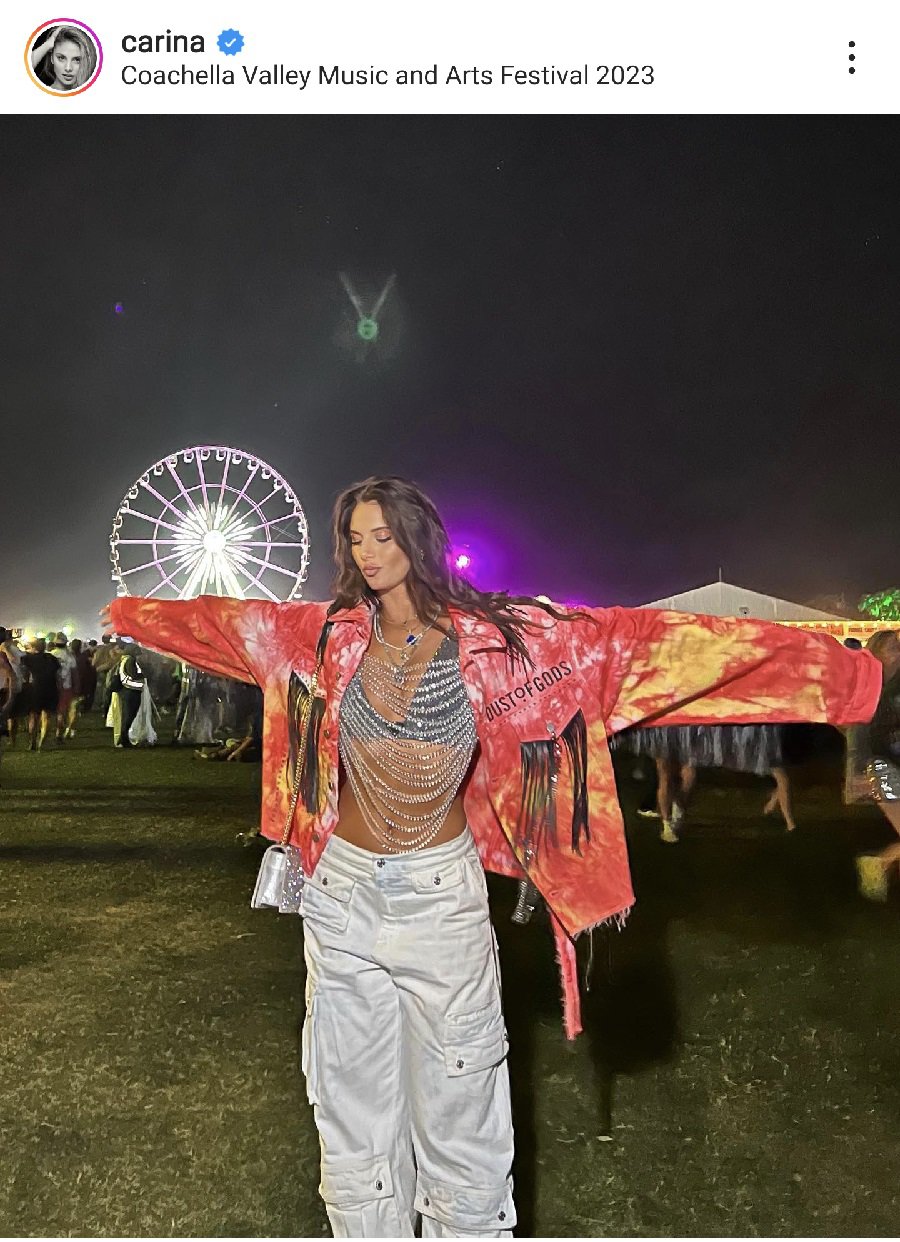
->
[[300, 828, 516, 1238]]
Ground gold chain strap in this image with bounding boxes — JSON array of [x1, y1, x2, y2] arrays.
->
[[279, 663, 322, 847]]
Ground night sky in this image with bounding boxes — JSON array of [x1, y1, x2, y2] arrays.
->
[[3, 115, 898, 635]]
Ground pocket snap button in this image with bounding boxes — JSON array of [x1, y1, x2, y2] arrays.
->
[[499, 1211, 506, 1221], [423, 1197, 430, 1207], [376, 859, 385, 868], [321, 876, 328, 886], [456, 1058, 464, 1069], [433, 875, 441, 886], [375, 1179, 383, 1191]]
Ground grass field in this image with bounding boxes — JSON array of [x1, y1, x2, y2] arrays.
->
[[2, 714, 900, 1237]]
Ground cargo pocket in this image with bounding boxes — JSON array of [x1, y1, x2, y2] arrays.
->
[[444, 999, 509, 1077], [301, 868, 355, 934], [415, 1174, 516, 1232], [319, 1152, 395, 1209], [299, 980, 319, 1105]]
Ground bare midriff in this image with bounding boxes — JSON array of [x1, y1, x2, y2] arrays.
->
[[332, 620, 472, 854], [334, 785, 469, 852]]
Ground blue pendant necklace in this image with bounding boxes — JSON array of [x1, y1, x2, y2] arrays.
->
[[374, 612, 435, 663]]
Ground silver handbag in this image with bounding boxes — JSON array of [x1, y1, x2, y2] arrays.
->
[[251, 843, 305, 913]]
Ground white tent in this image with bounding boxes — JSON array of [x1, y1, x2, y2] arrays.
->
[[639, 579, 847, 622]]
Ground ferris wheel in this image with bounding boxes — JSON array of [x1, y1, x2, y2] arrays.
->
[[110, 445, 310, 602]]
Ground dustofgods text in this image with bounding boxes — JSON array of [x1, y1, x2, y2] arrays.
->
[[483, 661, 574, 724]]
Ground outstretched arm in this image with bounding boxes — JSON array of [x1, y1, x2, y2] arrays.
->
[[586, 607, 882, 733], [103, 595, 314, 687]]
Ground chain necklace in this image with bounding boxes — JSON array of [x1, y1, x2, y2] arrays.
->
[[339, 636, 478, 853], [373, 611, 436, 664]]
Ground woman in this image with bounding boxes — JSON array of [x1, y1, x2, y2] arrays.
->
[[103, 477, 880, 1238], [853, 630, 900, 900], [31, 25, 97, 92], [23, 638, 60, 752], [621, 722, 796, 842], [47, 634, 78, 744]]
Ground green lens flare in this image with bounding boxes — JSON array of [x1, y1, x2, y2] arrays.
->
[[357, 317, 379, 342]]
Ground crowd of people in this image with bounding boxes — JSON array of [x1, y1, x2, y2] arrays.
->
[[0, 626, 263, 764]]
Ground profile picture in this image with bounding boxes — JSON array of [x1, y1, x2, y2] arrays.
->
[[26, 20, 102, 96]]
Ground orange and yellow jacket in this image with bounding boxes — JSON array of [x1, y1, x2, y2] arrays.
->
[[109, 595, 881, 1037]]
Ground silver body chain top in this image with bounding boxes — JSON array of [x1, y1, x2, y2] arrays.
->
[[338, 633, 478, 853]]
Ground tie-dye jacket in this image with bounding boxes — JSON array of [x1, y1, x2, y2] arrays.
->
[[108, 595, 881, 1037]]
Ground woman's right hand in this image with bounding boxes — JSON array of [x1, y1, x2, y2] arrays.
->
[[32, 27, 58, 65], [99, 605, 116, 637]]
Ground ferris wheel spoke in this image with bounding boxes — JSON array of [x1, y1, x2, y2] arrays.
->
[[120, 549, 188, 577], [238, 512, 301, 539], [180, 552, 214, 600], [140, 479, 193, 528], [174, 546, 205, 573], [113, 538, 184, 546], [238, 550, 303, 580], [217, 451, 232, 513], [254, 485, 283, 509], [166, 459, 204, 519], [229, 464, 262, 514], [123, 506, 184, 536], [195, 453, 210, 510], [230, 560, 281, 602], [231, 541, 306, 548], [220, 506, 254, 540], [212, 557, 228, 598], [144, 565, 186, 599], [218, 556, 248, 598]]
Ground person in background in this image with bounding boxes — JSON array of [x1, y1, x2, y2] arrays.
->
[[0, 647, 16, 784], [0, 627, 28, 747], [48, 633, 78, 743], [612, 726, 696, 842], [109, 643, 147, 748], [174, 666, 227, 745], [92, 635, 121, 721], [195, 685, 264, 762], [855, 630, 900, 900], [23, 638, 61, 752], [71, 638, 97, 717]]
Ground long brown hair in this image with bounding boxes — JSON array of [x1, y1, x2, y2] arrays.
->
[[330, 476, 583, 667]]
